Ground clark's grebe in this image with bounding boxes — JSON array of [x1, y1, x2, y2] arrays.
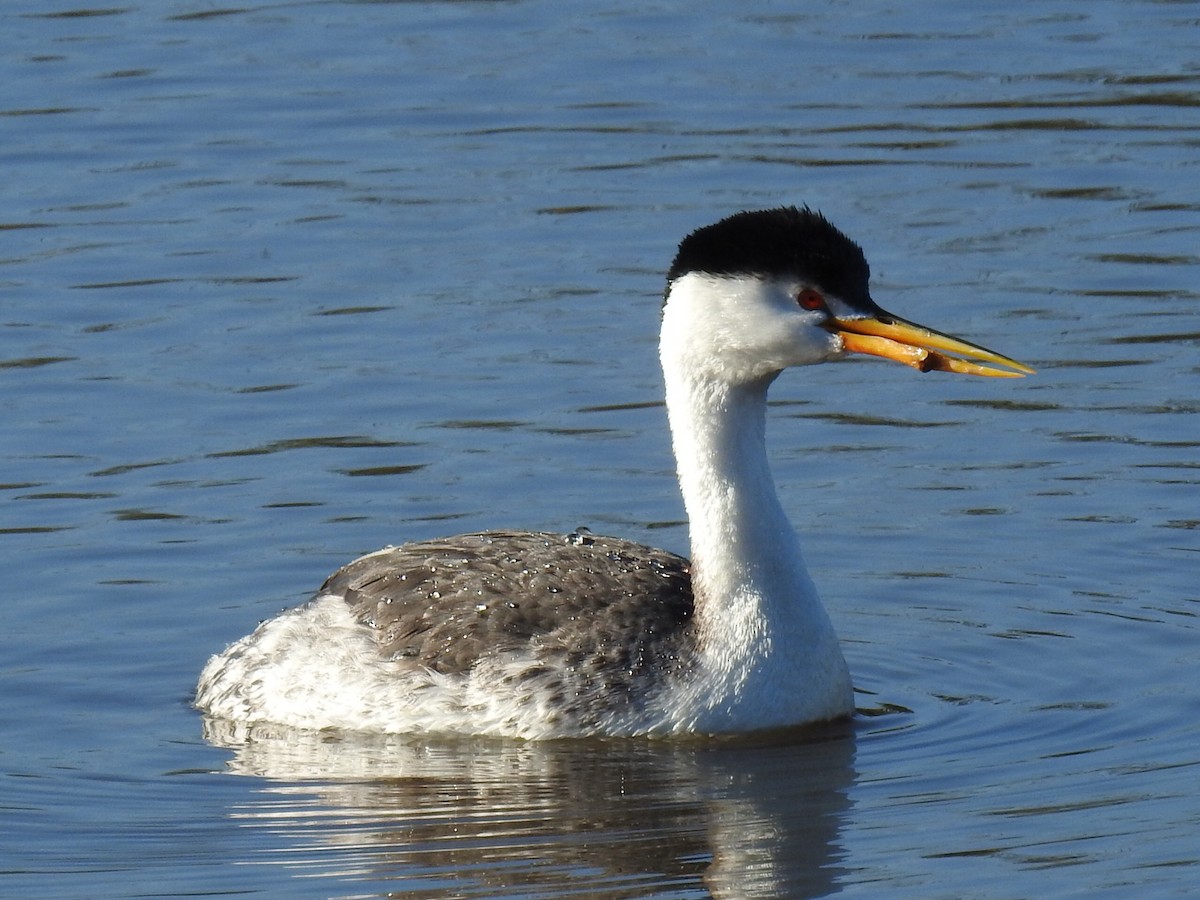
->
[[196, 207, 1032, 739]]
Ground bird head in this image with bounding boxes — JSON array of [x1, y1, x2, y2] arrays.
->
[[661, 207, 1033, 383]]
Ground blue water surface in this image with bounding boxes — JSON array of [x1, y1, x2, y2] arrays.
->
[[2, 1, 1197, 897]]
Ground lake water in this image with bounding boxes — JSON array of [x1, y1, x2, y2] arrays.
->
[[2, 1, 1198, 897]]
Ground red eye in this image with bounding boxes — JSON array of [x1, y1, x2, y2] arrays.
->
[[797, 288, 826, 311]]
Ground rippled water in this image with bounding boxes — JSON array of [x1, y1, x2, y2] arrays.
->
[[3, 1, 1198, 897]]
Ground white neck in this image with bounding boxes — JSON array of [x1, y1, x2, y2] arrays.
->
[[658, 273, 853, 730], [664, 366, 824, 651]]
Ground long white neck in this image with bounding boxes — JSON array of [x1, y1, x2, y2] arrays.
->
[[664, 367, 819, 645], [658, 275, 853, 730]]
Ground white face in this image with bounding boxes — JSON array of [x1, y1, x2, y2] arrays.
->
[[660, 271, 848, 383]]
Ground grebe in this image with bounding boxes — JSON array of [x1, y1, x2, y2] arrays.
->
[[196, 207, 1031, 739]]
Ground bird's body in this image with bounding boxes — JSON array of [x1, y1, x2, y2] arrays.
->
[[196, 207, 1030, 740]]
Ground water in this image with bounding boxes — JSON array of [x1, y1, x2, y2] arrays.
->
[[2, 0, 1197, 897]]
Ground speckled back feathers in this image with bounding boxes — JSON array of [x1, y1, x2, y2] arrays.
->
[[328, 530, 696, 685]]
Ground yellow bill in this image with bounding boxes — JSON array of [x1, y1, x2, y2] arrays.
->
[[830, 313, 1034, 378]]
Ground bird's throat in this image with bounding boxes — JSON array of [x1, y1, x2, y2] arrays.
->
[[664, 371, 818, 639]]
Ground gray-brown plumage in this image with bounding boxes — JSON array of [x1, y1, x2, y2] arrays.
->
[[326, 530, 696, 717]]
